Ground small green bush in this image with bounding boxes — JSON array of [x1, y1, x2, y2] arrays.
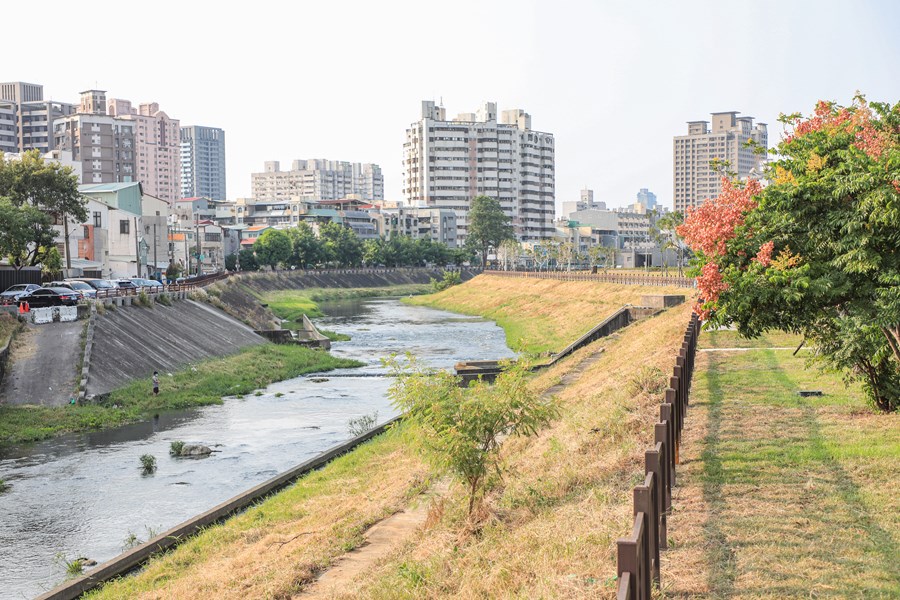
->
[[430, 270, 462, 293], [137, 290, 152, 308], [347, 411, 378, 437], [140, 454, 157, 474], [157, 294, 172, 307], [388, 357, 557, 516], [169, 441, 185, 456]]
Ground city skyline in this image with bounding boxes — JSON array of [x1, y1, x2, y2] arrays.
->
[[3, 0, 897, 211]]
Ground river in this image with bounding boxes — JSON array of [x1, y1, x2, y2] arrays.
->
[[0, 298, 514, 599]]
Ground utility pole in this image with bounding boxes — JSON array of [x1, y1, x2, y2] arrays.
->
[[153, 223, 158, 281], [195, 212, 202, 277], [134, 216, 140, 277], [63, 212, 72, 272]]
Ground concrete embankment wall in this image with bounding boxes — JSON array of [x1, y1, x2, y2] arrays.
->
[[236, 268, 480, 293], [212, 268, 481, 330], [86, 300, 265, 397]]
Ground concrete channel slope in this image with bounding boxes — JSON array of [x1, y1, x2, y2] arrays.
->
[[0, 320, 85, 406], [87, 300, 265, 397]]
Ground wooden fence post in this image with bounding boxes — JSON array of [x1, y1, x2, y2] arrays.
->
[[635, 474, 659, 586], [646, 444, 667, 550]]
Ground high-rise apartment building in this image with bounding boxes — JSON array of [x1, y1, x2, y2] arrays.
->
[[108, 98, 181, 203], [673, 111, 767, 213], [181, 125, 226, 201], [636, 188, 657, 209], [402, 100, 555, 243], [251, 159, 384, 203], [53, 90, 137, 185], [0, 81, 75, 154]]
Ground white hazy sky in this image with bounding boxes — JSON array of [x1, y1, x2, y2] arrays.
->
[[5, 0, 898, 211]]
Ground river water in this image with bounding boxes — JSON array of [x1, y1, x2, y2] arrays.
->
[[0, 298, 514, 599]]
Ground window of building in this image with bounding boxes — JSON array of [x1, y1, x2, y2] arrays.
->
[[120, 219, 130, 234], [93, 211, 101, 227]]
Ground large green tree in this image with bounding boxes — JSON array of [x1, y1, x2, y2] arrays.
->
[[678, 96, 900, 411], [253, 228, 292, 268], [319, 221, 363, 267], [0, 150, 86, 269], [0, 197, 57, 269], [287, 222, 321, 268], [466, 195, 514, 267]]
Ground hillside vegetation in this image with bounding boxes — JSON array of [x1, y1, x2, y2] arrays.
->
[[89, 275, 693, 599]]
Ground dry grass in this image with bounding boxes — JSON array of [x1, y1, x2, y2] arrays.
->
[[326, 303, 695, 599], [86, 430, 431, 599], [408, 274, 690, 354], [663, 332, 900, 598], [86, 275, 696, 599]]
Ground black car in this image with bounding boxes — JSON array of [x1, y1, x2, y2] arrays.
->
[[20, 287, 81, 308], [0, 284, 41, 305]]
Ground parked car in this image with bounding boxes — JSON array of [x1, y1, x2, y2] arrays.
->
[[19, 287, 81, 308], [130, 277, 163, 290], [111, 279, 138, 291], [47, 280, 97, 299], [0, 284, 41, 305], [70, 278, 117, 293]]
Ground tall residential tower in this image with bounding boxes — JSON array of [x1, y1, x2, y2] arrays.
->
[[403, 100, 555, 243], [181, 125, 226, 201], [673, 111, 767, 213]]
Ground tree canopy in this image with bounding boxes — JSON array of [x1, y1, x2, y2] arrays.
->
[[678, 96, 900, 411], [253, 228, 292, 268], [0, 150, 86, 269], [466, 195, 514, 267]]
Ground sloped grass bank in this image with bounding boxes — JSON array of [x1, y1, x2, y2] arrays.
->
[[86, 276, 694, 599], [664, 331, 900, 597], [406, 273, 691, 354], [0, 345, 360, 450]]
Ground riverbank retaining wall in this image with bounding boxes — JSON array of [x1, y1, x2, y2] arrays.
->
[[210, 268, 482, 330], [85, 299, 265, 398]]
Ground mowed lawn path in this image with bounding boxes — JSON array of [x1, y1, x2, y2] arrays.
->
[[664, 330, 900, 599]]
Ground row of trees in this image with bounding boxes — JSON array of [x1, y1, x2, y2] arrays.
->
[[228, 221, 477, 271], [0, 151, 86, 272], [678, 95, 899, 412]]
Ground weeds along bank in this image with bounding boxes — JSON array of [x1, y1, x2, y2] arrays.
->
[[87, 278, 694, 599], [408, 273, 691, 354]]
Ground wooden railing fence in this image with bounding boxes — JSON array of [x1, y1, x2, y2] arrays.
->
[[616, 313, 699, 600]]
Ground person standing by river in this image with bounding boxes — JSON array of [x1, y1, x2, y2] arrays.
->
[[152, 371, 160, 396]]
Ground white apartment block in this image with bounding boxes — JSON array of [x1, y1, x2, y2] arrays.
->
[[402, 100, 555, 243], [251, 159, 384, 203], [673, 111, 767, 213]]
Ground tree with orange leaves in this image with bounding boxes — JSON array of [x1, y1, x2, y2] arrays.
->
[[678, 95, 900, 412]]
